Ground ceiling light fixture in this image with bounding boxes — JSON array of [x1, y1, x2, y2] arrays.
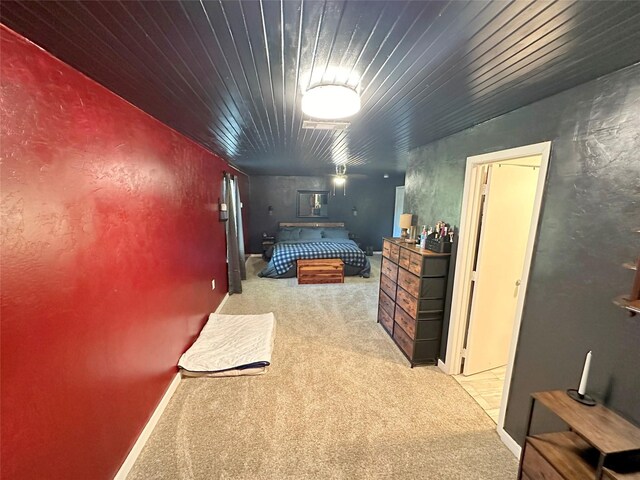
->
[[302, 85, 360, 119]]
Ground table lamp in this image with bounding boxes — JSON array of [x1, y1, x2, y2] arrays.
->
[[399, 214, 413, 241]]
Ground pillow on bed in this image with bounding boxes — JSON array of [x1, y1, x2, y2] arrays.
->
[[322, 228, 350, 240], [276, 228, 300, 242], [298, 228, 323, 240]]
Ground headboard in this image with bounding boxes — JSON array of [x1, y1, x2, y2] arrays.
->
[[279, 222, 344, 228]]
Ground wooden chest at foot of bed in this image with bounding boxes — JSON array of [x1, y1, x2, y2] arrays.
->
[[297, 259, 344, 284]]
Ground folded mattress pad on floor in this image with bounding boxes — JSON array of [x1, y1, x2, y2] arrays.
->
[[178, 312, 276, 377]]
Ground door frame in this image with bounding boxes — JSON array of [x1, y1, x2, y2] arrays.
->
[[443, 141, 551, 457]]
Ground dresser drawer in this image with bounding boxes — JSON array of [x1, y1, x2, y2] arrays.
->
[[408, 252, 423, 276], [379, 290, 395, 318], [380, 273, 397, 300], [399, 248, 411, 270], [423, 256, 449, 277], [397, 287, 446, 317], [398, 268, 420, 298], [421, 277, 447, 299], [390, 243, 400, 263], [395, 307, 442, 341], [419, 298, 445, 312], [382, 240, 392, 259], [413, 339, 440, 363], [398, 269, 447, 299], [394, 305, 416, 339], [381, 257, 398, 281], [378, 305, 394, 335], [416, 319, 442, 340], [393, 322, 414, 358], [396, 287, 418, 318], [521, 441, 563, 480]]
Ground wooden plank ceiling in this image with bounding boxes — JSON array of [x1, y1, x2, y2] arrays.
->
[[2, 1, 640, 175]]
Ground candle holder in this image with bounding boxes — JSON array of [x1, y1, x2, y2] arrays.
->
[[567, 350, 596, 406], [566, 389, 596, 406]]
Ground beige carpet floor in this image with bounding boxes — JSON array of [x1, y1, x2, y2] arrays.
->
[[128, 255, 518, 479]]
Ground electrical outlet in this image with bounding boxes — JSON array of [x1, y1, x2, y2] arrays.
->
[[211, 279, 216, 290]]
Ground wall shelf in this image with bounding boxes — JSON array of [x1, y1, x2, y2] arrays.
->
[[614, 257, 640, 317], [613, 295, 640, 315]]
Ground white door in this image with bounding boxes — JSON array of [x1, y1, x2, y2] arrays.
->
[[463, 158, 540, 375], [393, 186, 405, 237]]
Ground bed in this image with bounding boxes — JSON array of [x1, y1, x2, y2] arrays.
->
[[258, 222, 371, 279]]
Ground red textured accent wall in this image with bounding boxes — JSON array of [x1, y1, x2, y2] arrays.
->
[[0, 26, 247, 479]]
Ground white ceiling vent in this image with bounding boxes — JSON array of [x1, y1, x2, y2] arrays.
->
[[302, 120, 350, 130]]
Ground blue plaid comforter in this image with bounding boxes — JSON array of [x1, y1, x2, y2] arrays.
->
[[271, 240, 366, 275]]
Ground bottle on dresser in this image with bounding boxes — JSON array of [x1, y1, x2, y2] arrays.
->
[[420, 225, 428, 249]]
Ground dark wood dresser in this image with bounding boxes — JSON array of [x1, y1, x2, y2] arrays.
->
[[377, 237, 451, 367]]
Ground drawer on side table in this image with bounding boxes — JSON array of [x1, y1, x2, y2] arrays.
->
[[521, 440, 563, 480]]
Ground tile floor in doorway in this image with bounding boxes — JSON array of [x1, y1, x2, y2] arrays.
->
[[454, 365, 506, 423]]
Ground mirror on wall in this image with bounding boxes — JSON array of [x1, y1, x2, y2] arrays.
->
[[297, 190, 329, 218]]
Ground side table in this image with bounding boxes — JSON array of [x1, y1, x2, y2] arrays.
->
[[261, 236, 275, 260]]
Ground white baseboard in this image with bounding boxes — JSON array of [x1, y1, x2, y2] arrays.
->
[[114, 292, 230, 479], [437, 359, 449, 374], [215, 293, 230, 313], [497, 426, 522, 459], [114, 372, 181, 479]]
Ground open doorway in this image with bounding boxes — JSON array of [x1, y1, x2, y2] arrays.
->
[[392, 186, 405, 237], [445, 142, 551, 456]]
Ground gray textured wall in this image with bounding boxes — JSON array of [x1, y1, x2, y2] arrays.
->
[[247, 174, 404, 254], [404, 63, 640, 445]]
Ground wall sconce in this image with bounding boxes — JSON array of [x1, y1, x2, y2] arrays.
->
[[219, 201, 228, 222], [333, 176, 346, 196], [268, 206, 273, 216], [332, 164, 347, 196], [352, 206, 358, 216]]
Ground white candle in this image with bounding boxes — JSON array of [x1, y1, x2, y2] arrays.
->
[[578, 351, 592, 396]]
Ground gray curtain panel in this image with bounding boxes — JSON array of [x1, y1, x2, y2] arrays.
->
[[224, 173, 242, 294], [233, 177, 247, 280]]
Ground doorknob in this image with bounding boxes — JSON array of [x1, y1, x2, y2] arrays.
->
[[515, 280, 521, 286]]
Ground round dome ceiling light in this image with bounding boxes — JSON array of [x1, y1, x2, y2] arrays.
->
[[302, 85, 360, 119]]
